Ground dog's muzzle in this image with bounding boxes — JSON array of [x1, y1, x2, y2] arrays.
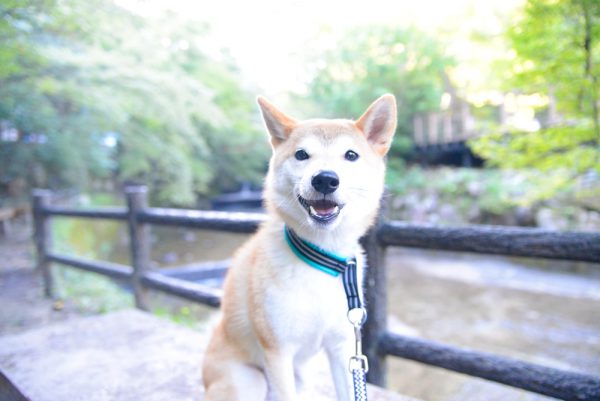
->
[[298, 195, 343, 223]]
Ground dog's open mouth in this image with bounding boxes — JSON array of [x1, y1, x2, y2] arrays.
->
[[298, 196, 343, 223]]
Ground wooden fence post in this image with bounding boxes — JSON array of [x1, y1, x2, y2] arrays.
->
[[126, 185, 150, 310], [362, 205, 388, 386], [32, 189, 54, 298]]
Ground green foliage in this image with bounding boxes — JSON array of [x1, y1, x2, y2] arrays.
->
[[385, 159, 425, 194], [386, 165, 599, 229], [303, 25, 453, 156], [54, 265, 133, 314], [51, 198, 132, 313], [0, 0, 267, 204], [387, 166, 545, 223], [471, 0, 600, 204], [507, 0, 600, 121], [472, 126, 598, 173], [153, 306, 207, 330]]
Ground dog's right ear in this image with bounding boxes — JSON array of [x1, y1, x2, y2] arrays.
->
[[257, 96, 297, 147]]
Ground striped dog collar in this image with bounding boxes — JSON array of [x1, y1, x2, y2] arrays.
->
[[284, 225, 362, 310]]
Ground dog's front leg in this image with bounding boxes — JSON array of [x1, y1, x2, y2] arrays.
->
[[263, 349, 297, 401], [325, 339, 353, 401]]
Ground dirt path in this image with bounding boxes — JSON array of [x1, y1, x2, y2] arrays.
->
[[0, 220, 86, 335]]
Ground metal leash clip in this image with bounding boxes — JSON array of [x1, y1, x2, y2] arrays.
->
[[347, 307, 367, 327], [347, 307, 369, 373], [349, 354, 369, 373]]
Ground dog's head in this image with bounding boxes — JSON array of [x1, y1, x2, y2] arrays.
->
[[258, 95, 396, 237]]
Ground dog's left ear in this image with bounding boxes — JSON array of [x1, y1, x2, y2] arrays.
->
[[257, 96, 298, 148], [355, 94, 397, 156]]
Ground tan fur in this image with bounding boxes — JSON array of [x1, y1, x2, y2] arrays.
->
[[202, 95, 397, 401]]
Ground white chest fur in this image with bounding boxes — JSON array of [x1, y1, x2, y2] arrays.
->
[[260, 227, 364, 359]]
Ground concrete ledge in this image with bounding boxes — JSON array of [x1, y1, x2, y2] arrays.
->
[[0, 310, 417, 401], [0, 371, 28, 401]]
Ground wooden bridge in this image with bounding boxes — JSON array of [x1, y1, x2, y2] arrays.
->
[[409, 90, 508, 167], [411, 102, 484, 167], [412, 101, 477, 148], [1, 187, 599, 400], [410, 93, 556, 167]]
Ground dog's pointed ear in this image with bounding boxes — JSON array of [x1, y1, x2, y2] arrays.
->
[[257, 96, 298, 147], [355, 94, 397, 156]]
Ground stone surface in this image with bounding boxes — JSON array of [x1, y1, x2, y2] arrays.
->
[[0, 310, 417, 401]]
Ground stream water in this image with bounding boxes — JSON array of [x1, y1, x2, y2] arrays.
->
[[54, 217, 600, 401]]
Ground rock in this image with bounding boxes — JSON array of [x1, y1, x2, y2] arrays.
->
[[515, 206, 535, 226], [0, 310, 417, 401], [536, 208, 569, 230]]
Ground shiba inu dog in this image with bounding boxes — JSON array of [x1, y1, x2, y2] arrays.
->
[[202, 94, 397, 401]]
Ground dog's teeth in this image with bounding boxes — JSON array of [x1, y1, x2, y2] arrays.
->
[[309, 206, 317, 216], [333, 206, 339, 214]]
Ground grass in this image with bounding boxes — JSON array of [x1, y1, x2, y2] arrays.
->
[[54, 265, 134, 314], [53, 264, 215, 332], [50, 192, 132, 313], [152, 304, 215, 330]]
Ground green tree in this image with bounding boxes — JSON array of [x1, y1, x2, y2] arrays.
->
[[0, 0, 267, 205], [471, 0, 600, 206], [303, 25, 454, 155], [0, 0, 110, 197]]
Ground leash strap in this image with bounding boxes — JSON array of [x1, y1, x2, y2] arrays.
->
[[352, 367, 368, 401], [343, 259, 362, 310], [284, 226, 369, 401]]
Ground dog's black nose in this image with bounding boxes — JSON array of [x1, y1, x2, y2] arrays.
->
[[312, 171, 339, 194]]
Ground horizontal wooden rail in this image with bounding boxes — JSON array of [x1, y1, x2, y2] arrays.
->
[[141, 271, 222, 307], [43, 206, 128, 221], [138, 208, 266, 233], [378, 331, 600, 401], [47, 253, 132, 280], [157, 260, 229, 281], [378, 222, 600, 263], [32, 188, 600, 398], [42, 203, 600, 264], [47, 252, 223, 307]]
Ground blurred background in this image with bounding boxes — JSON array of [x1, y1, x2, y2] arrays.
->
[[0, 1, 599, 400], [1, 0, 598, 220]]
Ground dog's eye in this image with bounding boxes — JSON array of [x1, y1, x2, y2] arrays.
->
[[295, 149, 309, 161], [344, 150, 359, 161]]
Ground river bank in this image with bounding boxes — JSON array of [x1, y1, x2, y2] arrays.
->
[[386, 167, 600, 231]]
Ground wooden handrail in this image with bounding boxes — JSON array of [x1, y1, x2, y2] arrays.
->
[[378, 221, 600, 263], [31, 187, 600, 400]]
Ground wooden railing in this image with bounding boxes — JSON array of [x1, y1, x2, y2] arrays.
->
[[412, 109, 478, 147], [32, 187, 600, 401]]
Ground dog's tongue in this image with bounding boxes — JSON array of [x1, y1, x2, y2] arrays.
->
[[312, 200, 337, 216]]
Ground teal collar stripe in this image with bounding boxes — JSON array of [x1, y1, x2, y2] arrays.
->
[[284, 229, 339, 276], [284, 225, 355, 277], [284, 225, 363, 311]]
